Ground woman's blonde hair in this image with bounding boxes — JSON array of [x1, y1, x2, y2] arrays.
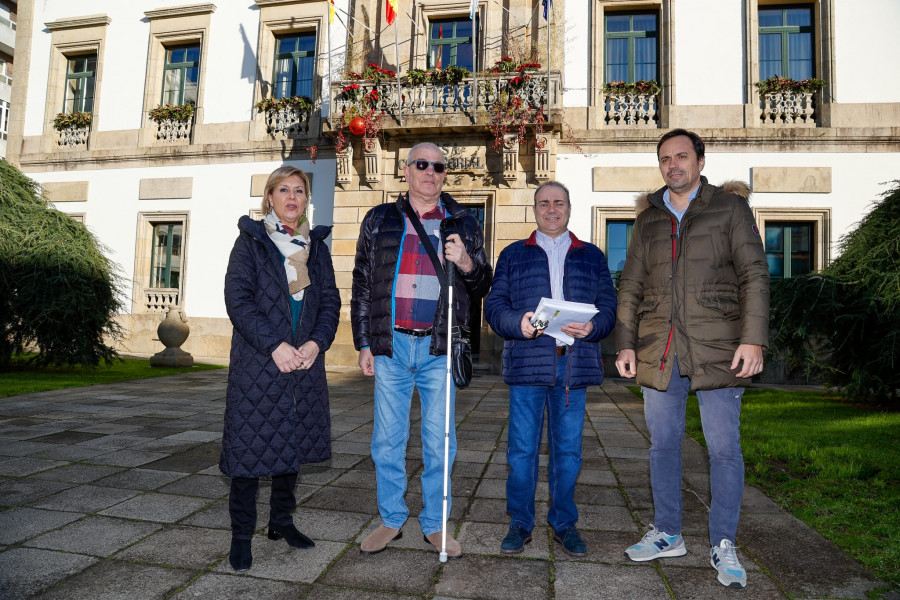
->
[[261, 165, 312, 214]]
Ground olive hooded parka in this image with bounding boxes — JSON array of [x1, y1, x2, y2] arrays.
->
[[614, 177, 770, 392]]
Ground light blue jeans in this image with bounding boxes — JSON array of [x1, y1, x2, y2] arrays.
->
[[372, 331, 457, 535], [507, 354, 586, 533], [642, 360, 744, 546]]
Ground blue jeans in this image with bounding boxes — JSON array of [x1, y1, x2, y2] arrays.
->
[[642, 360, 744, 545], [372, 332, 456, 535], [506, 354, 586, 533]]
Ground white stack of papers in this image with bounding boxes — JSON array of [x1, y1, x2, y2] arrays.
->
[[530, 297, 599, 345]]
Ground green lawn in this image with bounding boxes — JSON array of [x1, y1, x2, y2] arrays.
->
[[0, 354, 225, 398], [666, 387, 899, 589]]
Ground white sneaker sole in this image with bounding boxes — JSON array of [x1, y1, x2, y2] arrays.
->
[[711, 558, 747, 588], [625, 545, 687, 562]]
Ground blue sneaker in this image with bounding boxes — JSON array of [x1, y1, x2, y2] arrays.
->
[[624, 525, 687, 561], [500, 524, 532, 554], [710, 539, 747, 588]]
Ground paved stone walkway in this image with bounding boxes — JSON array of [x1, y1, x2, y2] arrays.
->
[[0, 369, 890, 599]]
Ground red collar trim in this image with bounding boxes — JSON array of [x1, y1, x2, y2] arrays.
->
[[525, 230, 585, 249]]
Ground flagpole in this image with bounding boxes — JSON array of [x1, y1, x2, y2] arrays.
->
[[472, 3, 478, 122], [546, 0, 551, 110], [328, 2, 333, 127], [396, 22, 402, 126]]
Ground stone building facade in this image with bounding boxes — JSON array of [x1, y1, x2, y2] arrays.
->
[[6, 0, 900, 370]]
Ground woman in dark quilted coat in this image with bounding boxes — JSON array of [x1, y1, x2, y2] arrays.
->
[[221, 166, 340, 572]]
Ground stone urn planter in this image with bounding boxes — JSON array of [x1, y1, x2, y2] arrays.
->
[[150, 306, 194, 367]]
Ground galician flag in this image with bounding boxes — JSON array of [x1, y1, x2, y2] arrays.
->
[[469, 0, 478, 20], [386, 0, 398, 25]]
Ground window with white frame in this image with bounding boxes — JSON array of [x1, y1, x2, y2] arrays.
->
[[0, 99, 9, 140]]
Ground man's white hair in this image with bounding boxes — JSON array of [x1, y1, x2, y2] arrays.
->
[[407, 142, 446, 164]]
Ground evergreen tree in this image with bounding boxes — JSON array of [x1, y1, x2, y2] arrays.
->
[[0, 159, 123, 367], [769, 182, 900, 403]]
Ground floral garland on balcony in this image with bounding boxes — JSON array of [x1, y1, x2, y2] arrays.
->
[[603, 79, 661, 95], [484, 58, 546, 153], [755, 76, 826, 95], [148, 103, 195, 123], [400, 66, 471, 86], [255, 95, 314, 113], [332, 73, 386, 154], [53, 111, 92, 130]]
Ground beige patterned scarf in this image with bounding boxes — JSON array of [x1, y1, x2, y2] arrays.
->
[[263, 211, 310, 300]]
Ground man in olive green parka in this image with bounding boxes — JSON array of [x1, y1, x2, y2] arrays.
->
[[615, 129, 769, 590]]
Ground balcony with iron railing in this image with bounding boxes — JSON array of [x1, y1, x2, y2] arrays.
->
[[329, 72, 562, 129]]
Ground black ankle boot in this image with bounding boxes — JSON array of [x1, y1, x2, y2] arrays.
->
[[229, 537, 252, 572], [267, 522, 315, 549]]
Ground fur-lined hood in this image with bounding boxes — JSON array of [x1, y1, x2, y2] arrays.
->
[[634, 177, 751, 214]]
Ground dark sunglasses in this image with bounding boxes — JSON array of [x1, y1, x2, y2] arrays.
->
[[412, 159, 446, 173]]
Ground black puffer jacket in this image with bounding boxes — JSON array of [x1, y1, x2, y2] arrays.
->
[[351, 193, 492, 357], [220, 216, 340, 478]]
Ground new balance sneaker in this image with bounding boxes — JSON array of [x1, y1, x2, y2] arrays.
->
[[710, 539, 747, 588], [624, 525, 687, 562]]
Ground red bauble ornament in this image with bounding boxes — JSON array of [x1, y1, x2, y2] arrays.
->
[[348, 116, 366, 136]]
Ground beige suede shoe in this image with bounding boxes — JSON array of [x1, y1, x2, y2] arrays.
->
[[360, 525, 402, 555], [423, 531, 463, 559]]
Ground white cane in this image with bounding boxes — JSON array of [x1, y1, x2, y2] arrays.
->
[[439, 257, 455, 563]]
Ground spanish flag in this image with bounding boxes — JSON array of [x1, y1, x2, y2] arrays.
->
[[329, 0, 335, 23], [386, 0, 398, 25]]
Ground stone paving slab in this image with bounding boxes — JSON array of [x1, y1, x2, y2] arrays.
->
[[739, 511, 884, 599], [554, 562, 668, 600], [320, 547, 443, 594], [0, 507, 84, 545], [24, 515, 162, 556], [170, 573, 307, 600], [97, 492, 210, 522], [0, 369, 892, 599], [435, 554, 551, 600], [114, 525, 230, 568], [0, 547, 97, 600], [29, 559, 194, 600]]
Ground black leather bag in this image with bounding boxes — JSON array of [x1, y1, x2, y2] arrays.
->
[[450, 326, 473, 389], [402, 197, 473, 389]]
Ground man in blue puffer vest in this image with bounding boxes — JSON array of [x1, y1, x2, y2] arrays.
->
[[485, 181, 617, 557]]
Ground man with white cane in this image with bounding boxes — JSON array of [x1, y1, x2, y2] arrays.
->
[[351, 142, 492, 559]]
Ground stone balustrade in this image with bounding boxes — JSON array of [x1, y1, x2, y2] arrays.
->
[[56, 125, 90, 149], [603, 91, 659, 127], [332, 73, 560, 121], [155, 118, 193, 142], [145, 288, 180, 313], [263, 105, 313, 138], [760, 91, 816, 126]]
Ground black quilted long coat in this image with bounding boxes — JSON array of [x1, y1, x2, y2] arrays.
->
[[220, 216, 340, 478]]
